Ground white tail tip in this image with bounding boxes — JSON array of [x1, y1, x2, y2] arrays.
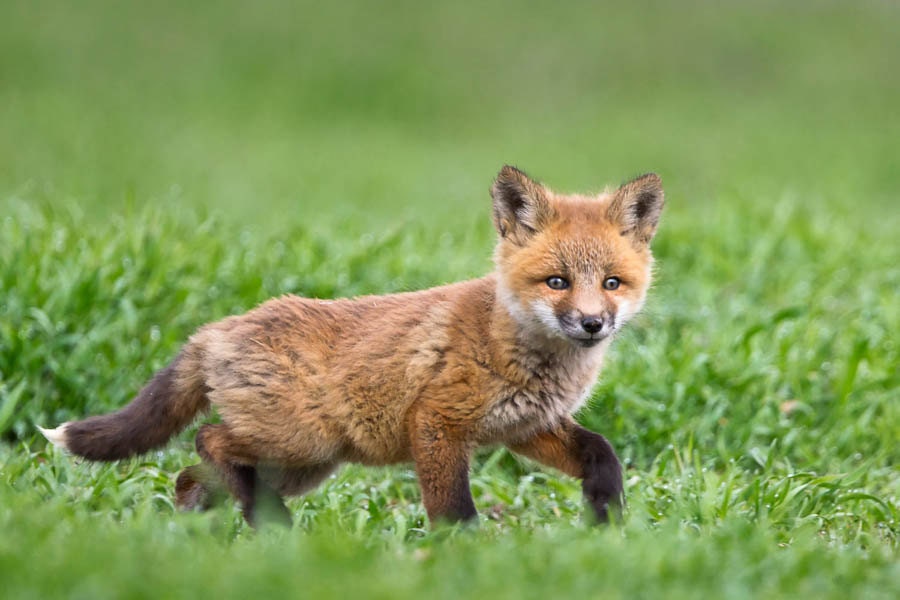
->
[[38, 423, 70, 450]]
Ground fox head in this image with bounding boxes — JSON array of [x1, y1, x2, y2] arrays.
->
[[491, 165, 664, 349]]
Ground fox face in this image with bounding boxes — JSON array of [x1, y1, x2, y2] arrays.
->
[[492, 166, 664, 349]]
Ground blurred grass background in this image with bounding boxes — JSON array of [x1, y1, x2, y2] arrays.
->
[[1, 1, 898, 598], [3, 0, 897, 226]]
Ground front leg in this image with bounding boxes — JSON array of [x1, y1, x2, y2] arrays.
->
[[410, 411, 477, 525], [508, 419, 624, 523]]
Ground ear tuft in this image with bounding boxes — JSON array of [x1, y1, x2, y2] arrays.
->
[[490, 165, 554, 243], [608, 173, 665, 244]]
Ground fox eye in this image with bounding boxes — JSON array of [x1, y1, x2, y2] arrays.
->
[[546, 276, 570, 290], [602, 277, 621, 291]]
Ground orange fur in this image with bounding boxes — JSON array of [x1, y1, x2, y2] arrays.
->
[[43, 166, 665, 526]]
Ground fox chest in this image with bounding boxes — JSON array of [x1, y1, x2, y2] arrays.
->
[[478, 379, 594, 443]]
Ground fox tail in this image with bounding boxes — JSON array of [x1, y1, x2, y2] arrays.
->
[[39, 348, 209, 461]]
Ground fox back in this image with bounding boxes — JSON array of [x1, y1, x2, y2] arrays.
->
[[41, 165, 664, 527]]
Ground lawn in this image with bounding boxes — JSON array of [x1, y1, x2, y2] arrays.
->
[[1, 1, 898, 598]]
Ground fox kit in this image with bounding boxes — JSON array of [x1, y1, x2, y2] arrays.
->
[[40, 166, 664, 527]]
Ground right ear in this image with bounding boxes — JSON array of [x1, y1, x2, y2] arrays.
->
[[490, 165, 555, 244]]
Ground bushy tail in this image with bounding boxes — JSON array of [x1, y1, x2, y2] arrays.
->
[[39, 348, 209, 461]]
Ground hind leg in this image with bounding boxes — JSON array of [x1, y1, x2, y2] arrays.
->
[[259, 463, 339, 497], [194, 424, 292, 527], [175, 463, 227, 511]]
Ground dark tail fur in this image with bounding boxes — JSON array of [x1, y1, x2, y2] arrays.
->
[[43, 349, 210, 461]]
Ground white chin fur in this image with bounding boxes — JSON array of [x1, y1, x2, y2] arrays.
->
[[37, 423, 69, 450]]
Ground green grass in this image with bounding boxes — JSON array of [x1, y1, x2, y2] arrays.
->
[[1, 0, 898, 598]]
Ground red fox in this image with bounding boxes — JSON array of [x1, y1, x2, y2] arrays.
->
[[40, 166, 664, 527]]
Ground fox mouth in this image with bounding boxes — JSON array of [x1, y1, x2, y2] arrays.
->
[[571, 335, 606, 348], [522, 299, 615, 348], [558, 315, 615, 348]]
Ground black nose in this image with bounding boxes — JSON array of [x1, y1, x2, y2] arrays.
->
[[581, 316, 604, 334]]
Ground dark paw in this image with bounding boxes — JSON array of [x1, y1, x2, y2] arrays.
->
[[175, 464, 228, 512], [582, 476, 624, 524], [175, 472, 211, 512]]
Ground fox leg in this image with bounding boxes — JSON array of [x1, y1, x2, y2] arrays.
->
[[411, 414, 477, 524], [194, 424, 292, 527], [508, 419, 624, 523], [174, 462, 227, 511], [258, 463, 339, 497]]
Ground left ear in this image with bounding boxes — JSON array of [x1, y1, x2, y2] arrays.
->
[[607, 173, 665, 244]]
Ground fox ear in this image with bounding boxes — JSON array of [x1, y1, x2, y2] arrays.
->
[[491, 165, 555, 243], [607, 173, 665, 244]]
